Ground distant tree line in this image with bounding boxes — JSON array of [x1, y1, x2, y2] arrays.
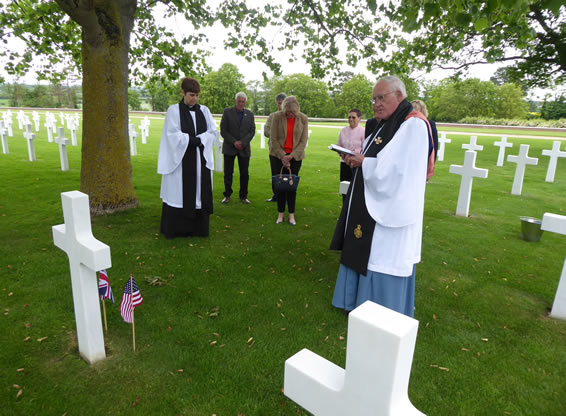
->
[[3, 66, 565, 123], [0, 83, 80, 108], [136, 64, 565, 122]]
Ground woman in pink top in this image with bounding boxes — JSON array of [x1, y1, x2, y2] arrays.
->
[[337, 109, 365, 182]]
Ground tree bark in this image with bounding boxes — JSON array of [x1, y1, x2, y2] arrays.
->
[[56, 0, 138, 214]]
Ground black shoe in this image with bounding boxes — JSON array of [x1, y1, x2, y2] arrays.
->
[[266, 195, 277, 202]]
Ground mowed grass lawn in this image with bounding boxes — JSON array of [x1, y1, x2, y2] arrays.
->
[[1, 110, 566, 415]]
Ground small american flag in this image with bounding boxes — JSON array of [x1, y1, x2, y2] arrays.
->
[[98, 269, 114, 303], [120, 275, 143, 323]]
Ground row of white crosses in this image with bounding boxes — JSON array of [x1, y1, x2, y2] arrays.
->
[[1, 110, 74, 170], [128, 116, 152, 156], [2, 110, 14, 137], [449, 135, 566, 217]]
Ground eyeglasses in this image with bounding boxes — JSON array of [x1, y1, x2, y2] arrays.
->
[[371, 91, 396, 105]]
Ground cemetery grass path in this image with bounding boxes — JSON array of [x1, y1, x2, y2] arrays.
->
[[1, 111, 566, 415]]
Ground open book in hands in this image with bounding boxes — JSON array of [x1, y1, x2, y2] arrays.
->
[[329, 144, 356, 156]]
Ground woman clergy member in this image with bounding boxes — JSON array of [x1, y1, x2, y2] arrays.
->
[[157, 77, 217, 238], [269, 96, 308, 226]]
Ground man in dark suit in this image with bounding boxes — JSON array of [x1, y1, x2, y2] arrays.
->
[[220, 92, 256, 204]]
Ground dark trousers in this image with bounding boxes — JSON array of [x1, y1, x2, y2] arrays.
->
[[223, 154, 250, 199], [270, 155, 302, 214], [339, 162, 353, 182]]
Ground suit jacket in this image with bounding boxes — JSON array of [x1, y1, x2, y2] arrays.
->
[[220, 107, 256, 157], [269, 111, 308, 161]]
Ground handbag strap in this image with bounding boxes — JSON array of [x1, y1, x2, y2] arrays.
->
[[279, 166, 293, 185], [279, 166, 292, 178]]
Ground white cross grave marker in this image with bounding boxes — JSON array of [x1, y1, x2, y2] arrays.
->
[[541, 213, 566, 320], [462, 135, 483, 152], [17, 110, 25, 130], [69, 119, 78, 146], [23, 123, 36, 162], [507, 144, 538, 195], [140, 119, 149, 144], [59, 111, 65, 126], [284, 300, 425, 416], [0, 120, 8, 154], [259, 122, 266, 149], [56, 127, 70, 171], [494, 136, 513, 167], [3, 111, 14, 137], [44, 115, 54, 143], [449, 150, 489, 217], [214, 131, 223, 173], [129, 123, 138, 156], [32, 111, 40, 132], [52, 191, 111, 364], [437, 132, 451, 161], [542, 141, 566, 183]]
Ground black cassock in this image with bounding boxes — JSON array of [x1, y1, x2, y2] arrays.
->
[[161, 101, 213, 238]]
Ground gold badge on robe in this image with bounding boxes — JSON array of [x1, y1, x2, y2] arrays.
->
[[375, 136, 383, 145], [354, 224, 362, 239]]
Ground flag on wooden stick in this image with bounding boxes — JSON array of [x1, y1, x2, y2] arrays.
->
[[98, 269, 114, 303], [120, 275, 143, 323]]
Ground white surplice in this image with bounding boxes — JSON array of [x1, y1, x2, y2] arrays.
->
[[361, 117, 428, 276], [157, 104, 217, 208]]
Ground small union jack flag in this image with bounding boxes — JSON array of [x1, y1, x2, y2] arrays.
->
[[120, 276, 143, 323], [98, 269, 114, 303]]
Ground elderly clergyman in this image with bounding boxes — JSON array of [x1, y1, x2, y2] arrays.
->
[[330, 75, 433, 317]]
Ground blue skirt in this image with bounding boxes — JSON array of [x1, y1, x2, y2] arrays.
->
[[331, 264, 416, 317]]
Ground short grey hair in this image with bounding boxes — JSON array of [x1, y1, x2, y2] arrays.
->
[[275, 93, 286, 102], [235, 92, 247, 101], [378, 76, 407, 99]]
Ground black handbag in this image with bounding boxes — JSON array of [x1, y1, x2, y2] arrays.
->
[[272, 166, 300, 193]]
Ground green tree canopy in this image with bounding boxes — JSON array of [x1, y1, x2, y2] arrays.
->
[[494, 83, 529, 119], [334, 74, 373, 119], [199, 63, 247, 114], [272, 74, 334, 118], [426, 78, 499, 122]]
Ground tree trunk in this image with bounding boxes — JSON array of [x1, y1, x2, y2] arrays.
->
[[57, 0, 138, 215]]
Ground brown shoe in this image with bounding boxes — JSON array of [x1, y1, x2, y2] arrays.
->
[[222, 197, 230, 204]]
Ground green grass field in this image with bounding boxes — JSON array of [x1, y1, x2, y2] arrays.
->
[[1, 110, 566, 415]]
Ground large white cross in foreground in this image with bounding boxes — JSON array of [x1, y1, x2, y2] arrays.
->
[[541, 213, 566, 320], [542, 141, 566, 183], [449, 150, 489, 217], [437, 132, 451, 161], [507, 144, 538, 195], [494, 136, 513, 167], [462, 135, 483, 152], [52, 191, 111, 364], [284, 301, 425, 416]]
